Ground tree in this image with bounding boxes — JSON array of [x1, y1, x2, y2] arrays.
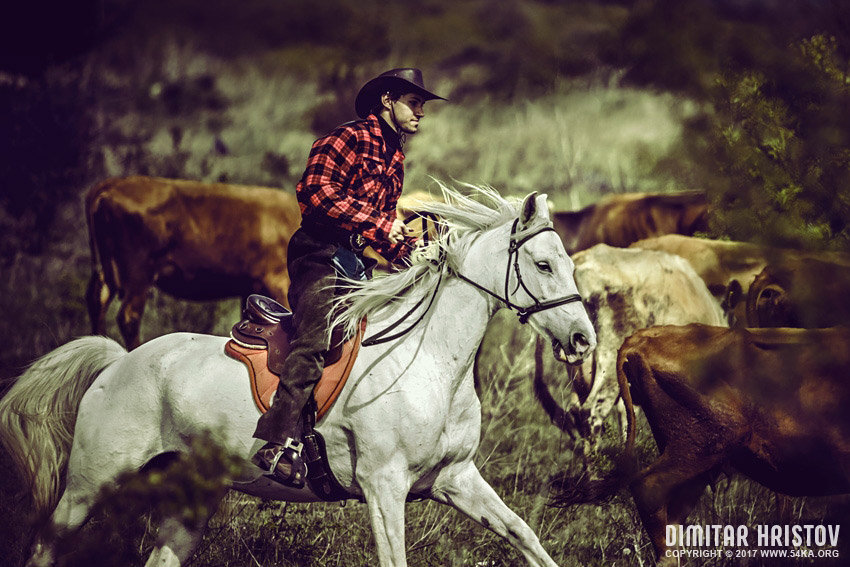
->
[[616, 0, 850, 251]]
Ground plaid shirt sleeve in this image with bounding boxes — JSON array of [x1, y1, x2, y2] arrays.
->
[[297, 125, 398, 247]]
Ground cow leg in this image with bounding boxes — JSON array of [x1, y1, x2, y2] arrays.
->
[[117, 289, 148, 350], [630, 452, 721, 563], [431, 462, 558, 567], [667, 474, 711, 525], [631, 461, 676, 564], [85, 270, 114, 335]]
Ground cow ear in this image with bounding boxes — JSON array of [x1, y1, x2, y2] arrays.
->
[[725, 279, 742, 308], [721, 279, 743, 326], [520, 191, 539, 227]]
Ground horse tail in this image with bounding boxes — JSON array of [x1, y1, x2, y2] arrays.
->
[[0, 336, 127, 517], [548, 338, 639, 507]]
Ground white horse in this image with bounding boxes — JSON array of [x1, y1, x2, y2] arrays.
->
[[0, 186, 596, 567]]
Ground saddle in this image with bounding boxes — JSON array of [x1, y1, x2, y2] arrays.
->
[[224, 294, 364, 501]]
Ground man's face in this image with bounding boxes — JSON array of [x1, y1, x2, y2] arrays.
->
[[391, 93, 426, 134]]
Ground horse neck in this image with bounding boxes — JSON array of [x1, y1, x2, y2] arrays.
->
[[422, 226, 508, 369], [452, 224, 508, 311]]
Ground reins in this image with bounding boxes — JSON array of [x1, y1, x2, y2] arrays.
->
[[361, 212, 444, 347], [361, 212, 583, 347], [360, 268, 444, 347]]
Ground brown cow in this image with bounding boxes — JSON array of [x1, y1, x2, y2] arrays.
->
[[85, 176, 302, 349], [552, 324, 850, 564], [86, 176, 438, 349], [552, 191, 710, 255], [630, 234, 850, 325], [747, 256, 850, 328]]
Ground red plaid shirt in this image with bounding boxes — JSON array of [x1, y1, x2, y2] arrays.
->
[[296, 114, 408, 261]]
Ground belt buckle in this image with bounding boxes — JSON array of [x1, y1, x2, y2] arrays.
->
[[349, 234, 366, 251]]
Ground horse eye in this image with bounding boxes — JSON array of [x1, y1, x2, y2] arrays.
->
[[536, 261, 552, 273]]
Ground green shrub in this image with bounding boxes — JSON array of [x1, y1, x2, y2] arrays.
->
[[700, 34, 850, 251]]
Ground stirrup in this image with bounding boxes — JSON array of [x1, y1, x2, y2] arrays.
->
[[266, 438, 303, 474], [245, 294, 292, 325], [254, 439, 306, 488], [283, 437, 303, 455]]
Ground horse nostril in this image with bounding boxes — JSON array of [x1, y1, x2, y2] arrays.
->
[[571, 332, 589, 352]]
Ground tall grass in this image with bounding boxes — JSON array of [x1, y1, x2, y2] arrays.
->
[[0, 31, 703, 361], [84, 36, 699, 203], [407, 83, 699, 209]]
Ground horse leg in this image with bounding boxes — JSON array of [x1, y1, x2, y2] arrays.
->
[[143, 478, 226, 567], [430, 462, 558, 567], [85, 270, 114, 335], [143, 515, 210, 567], [117, 288, 148, 350], [26, 487, 93, 567], [357, 465, 410, 567]]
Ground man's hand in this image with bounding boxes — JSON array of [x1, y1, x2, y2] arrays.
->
[[388, 218, 409, 245]]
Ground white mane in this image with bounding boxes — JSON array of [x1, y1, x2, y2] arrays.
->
[[331, 183, 523, 339]]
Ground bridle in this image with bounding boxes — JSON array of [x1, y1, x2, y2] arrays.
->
[[449, 218, 583, 324], [362, 214, 583, 347]]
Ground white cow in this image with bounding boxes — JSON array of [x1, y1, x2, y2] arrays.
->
[[569, 244, 727, 440]]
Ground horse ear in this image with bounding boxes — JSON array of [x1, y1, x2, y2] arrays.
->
[[536, 193, 550, 221], [520, 191, 539, 227]]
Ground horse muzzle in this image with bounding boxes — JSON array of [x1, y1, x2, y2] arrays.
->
[[553, 330, 594, 365]]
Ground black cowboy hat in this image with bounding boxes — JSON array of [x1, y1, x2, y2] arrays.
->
[[355, 68, 446, 119]]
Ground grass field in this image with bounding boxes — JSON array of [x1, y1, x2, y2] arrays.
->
[[3, 312, 846, 566]]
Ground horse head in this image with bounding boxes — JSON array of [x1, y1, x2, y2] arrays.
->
[[459, 191, 597, 365], [511, 192, 596, 364]]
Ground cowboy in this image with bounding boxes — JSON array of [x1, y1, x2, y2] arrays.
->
[[252, 68, 446, 487]]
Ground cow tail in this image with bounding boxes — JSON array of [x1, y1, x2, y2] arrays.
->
[[85, 180, 108, 273], [84, 180, 122, 337], [548, 340, 639, 507], [85, 179, 121, 292], [616, 343, 638, 464], [0, 337, 127, 519]]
